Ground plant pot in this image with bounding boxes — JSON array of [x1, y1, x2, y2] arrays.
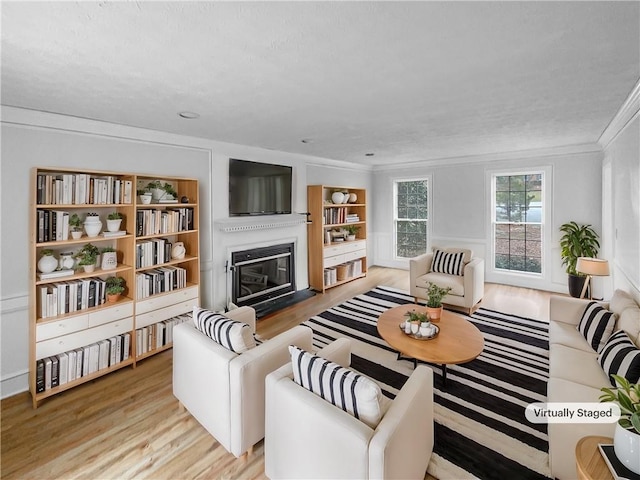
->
[[568, 274, 589, 298], [410, 322, 420, 334], [71, 230, 83, 240], [426, 306, 443, 322], [83, 264, 95, 273], [346, 234, 356, 241], [614, 423, 640, 474], [106, 219, 122, 232], [84, 219, 102, 238], [101, 251, 118, 270], [150, 187, 165, 200], [139, 194, 152, 204], [37, 254, 58, 273], [106, 293, 121, 303]]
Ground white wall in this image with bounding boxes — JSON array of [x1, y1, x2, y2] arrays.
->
[[371, 147, 604, 294]]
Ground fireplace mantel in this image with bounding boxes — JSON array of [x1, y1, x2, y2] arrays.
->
[[216, 214, 307, 233]]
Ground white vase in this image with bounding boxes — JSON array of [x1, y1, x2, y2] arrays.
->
[[171, 242, 186, 260], [139, 194, 152, 204], [71, 230, 83, 239], [84, 218, 102, 237], [346, 234, 356, 241], [83, 264, 95, 273], [58, 252, 75, 270], [420, 322, 431, 337], [106, 219, 122, 232], [614, 423, 640, 474], [348, 193, 357, 203], [101, 251, 118, 270], [331, 192, 344, 204], [37, 254, 58, 273], [410, 322, 419, 334], [150, 187, 165, 200]]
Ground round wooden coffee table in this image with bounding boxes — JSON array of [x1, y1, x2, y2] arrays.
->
[[377, 304, 484, 385]]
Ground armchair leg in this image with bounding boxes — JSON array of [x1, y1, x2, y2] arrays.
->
[[240, 445, 254, 461], [414, 297, 419, 304]]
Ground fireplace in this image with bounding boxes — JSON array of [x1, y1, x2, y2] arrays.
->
[[230, 243, 296, 308]]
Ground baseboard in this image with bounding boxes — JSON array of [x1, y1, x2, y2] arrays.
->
[[1, 370, 28, 399]]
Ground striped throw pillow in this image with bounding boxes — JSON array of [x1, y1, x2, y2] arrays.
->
[[430, 249, 465, 276], [597, 330, 640, 385], [193, 307, 255, 354], [289, 345, 383, 428], [576, 302, 617, 352]]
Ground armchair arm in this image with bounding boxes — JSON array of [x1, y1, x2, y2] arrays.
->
[[225, 305, 257, 334], [228, 325, 313, 457], [369, 365, 434, 480], [462, 257, 485, 308], [549, 295, 604, 326], [410, 253, 433, 286], [316, 337, 352, 367]]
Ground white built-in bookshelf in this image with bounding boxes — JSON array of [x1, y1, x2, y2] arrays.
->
[[30, 167, 200, 408]]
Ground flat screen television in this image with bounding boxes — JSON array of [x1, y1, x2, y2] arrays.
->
[[229, 158, 293, 216]]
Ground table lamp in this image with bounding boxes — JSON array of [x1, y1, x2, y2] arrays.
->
[[576, 257, 610, 300]]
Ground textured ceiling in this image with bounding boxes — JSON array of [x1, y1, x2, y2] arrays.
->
[[2, 1, 639, 166]]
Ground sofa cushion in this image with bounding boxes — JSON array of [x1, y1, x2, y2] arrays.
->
[[430, 249, 465, 276], [609, 289, 640, 347], [549, 344, 610, 389], [416, 272, 464, 297], [597, 330, 640, 385], [289, 345, 383, 428], [577, 302, 617, 352], [548, 320, 595, 352], [193, 307, 256, 354], [431, 245, 473, 264]]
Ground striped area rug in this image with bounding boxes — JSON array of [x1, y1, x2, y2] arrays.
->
[[301, 286, 551, 480]]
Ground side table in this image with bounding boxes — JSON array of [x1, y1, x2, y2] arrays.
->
[[575, 435, 614, 480]]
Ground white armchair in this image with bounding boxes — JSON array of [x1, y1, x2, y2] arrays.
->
[[172, 306, 313, 458], [410, 246, 484, 314], [265, 338, 434, 480]]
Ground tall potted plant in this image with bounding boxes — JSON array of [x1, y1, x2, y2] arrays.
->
[[424, 282, 452, 322], [559, 221, 600, 297]]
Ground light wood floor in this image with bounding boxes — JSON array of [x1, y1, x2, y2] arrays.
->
[[1, 267, 552, 480]]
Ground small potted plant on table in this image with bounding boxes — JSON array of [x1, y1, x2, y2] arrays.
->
[[105, 276, 126, 303], [424, 282, 452, 322]]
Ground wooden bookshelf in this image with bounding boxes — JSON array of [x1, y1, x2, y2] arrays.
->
[[29, 167, 200, 407]]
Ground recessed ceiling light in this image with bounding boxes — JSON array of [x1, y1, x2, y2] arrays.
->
[[178, 111, 200, 119], [365, 153, 375, 157], [301, 138, 314, 144]]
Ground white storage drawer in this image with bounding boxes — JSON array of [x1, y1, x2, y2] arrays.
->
[[136, 286, 199, 315], [88, 302, 134, 328], [323, 240, 365, 258], [36, 314, 89, 342], [36, 317, 133, 359], [135, 299, 197, 329], [344, 249, 366, 263], [324, 254, 346, 269]]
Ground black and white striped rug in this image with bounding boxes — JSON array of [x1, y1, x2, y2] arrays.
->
[[301, 286, 551, 480]]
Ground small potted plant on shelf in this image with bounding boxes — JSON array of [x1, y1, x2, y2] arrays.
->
[[137, 188, 152, 204], [69, 213, 83, 239], [600, 375, 640, 474], [105, 276, 126, 303], [345, 225, 360, 241], [100, 246, 118, 270], [106, 212, 123, 232], [37, 249, 58, 274], [424, 282, 452, 322], [146, 180, 178, 202], [75, 243, 99, 273]]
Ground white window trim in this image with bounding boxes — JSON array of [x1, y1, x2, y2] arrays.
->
[[485, 166, 553, 288], [392, 175, 433, 262]]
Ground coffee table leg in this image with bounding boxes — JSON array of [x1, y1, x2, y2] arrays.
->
[[442, 364, 447, 385]]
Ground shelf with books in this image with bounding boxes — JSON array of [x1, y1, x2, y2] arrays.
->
[[30, 168, 200, 408]]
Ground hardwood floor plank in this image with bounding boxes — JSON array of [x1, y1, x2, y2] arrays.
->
[[1, 267, 551, 479]]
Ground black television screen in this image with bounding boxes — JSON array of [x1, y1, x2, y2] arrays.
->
[[229, 158, 292, 216]]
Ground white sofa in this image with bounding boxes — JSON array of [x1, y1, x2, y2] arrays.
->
[[547, 289, 640, 480], [410, 247, 484, 314], [172, 306, 313, 458], [264, 337, 434, 480]]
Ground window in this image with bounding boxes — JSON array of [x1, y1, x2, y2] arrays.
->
[[492, 173, 543, 274], [394, 179, 429, 258]]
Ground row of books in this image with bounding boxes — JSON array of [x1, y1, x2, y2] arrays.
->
[[323, 207, 353, 225], [136, 208, 195, 236], [136, 267, 187, 299], [324, 259, 363, 286], [136, 238, 174, 268], [135, 314, 190, 356], [36, 209, 70, 243], [38, 278, 108, 319], [36, 173, 132, 205], [35, 333, 131, 392]]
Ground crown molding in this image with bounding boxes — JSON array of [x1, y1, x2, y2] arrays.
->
[[598, 78, 640, 148], [372, 143, 602, 172]]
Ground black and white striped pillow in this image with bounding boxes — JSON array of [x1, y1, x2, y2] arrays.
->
[[576, 302, 617, 352], [597, 330, 640, 385], [193, 307, 255, 354], [289, 345, 382, 428], [430, 249, 465, 276]]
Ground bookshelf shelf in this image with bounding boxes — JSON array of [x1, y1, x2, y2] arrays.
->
[[30, 167, 200, 408]]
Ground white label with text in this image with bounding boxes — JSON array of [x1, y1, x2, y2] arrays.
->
[[525, 402, 620, 424]]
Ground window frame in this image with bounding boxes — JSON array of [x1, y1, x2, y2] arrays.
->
[[392, 176, 432, 261]]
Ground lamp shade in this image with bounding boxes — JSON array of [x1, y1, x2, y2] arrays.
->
[[576, 257, 610, 276]]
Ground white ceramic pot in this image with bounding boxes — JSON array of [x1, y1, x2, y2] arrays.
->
[[83, 264, 95, 273], [58, 252, 75, 270], [346, 234, 356, 241], [150, 187, 165, 200], [101, 251, 118, 270], [614, 423, 640, 474], [348, 193, 358, 203], [84, 218, 102, 237], [171, 242, 186, 260], [106, 219, 122, 232], [331, 192, 344, 204], [410, 322, 419, 334], [71, 230, 83, 239], [420, 322, 431, 337], [404, 322, 412, 334], [38, 254, 58, 273], [139, 194, 152, 204]]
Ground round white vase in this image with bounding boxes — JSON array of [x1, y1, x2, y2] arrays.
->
[[171, 242, 186, 260], [348, 193, 358, 203], [614, 423, 640, 474], [331, 192, 344, 204], [38, 254, 58, 273], [84, 219, 102, 238], [58, 252, 75, 270], [106, 219, 122, 232], [101, 251, 118, 270]]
